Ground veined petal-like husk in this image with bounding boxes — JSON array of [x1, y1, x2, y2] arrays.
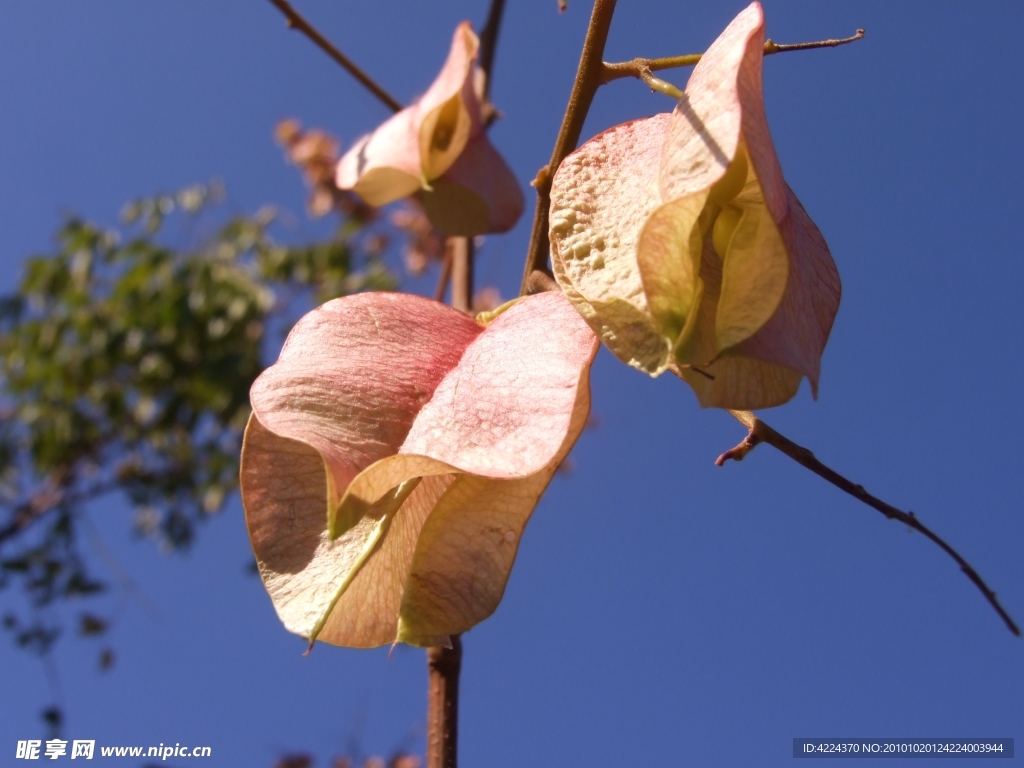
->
[[397, 385, 589, 642], [241, 292, 598, 648], [550, 1, 840, 410], [335, 22, 482, 207], [635, 194, 706, 350], [550, 113, 673, 375], [661, 2, 838, 400], [671, 236, 803, 409], [247, 293, 480, 512], [659, 4, 783, 207], [335, 109, 422, 207], [421, 132, 525, 236], [416, 21, 482, 181], [727, 186, 840, 398]]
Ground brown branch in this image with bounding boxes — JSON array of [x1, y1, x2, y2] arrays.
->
[[477, 0, 508, 126], [764, 28, 865, 56], [601, 53, 700, 83], [426, 636, 462, 768], [478, 0, 507, 102], [601, 28, 864, 85], [716, 410, 1020, 637], [449, 238, 474, 314], [265, 0, 403, 114], [433, 246, 454, 303], [520, 0, 619, 293]]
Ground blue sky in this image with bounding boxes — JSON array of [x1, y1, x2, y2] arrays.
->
[[1, 1, 1021, 766]]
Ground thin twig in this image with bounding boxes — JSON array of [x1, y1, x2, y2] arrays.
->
[[265, 0, 403, 114], [520, 0, 619, 292], [433, 246, 454, 303], [449, 238, 474, 313], [601, 53, 700, 83], [477, 0, 508, 126], [764, 28, 865, 56], [478, 0, 507, 102], [601, 28, 864, 85], [426, 636, 462, 768], [716, 410, 1020, 637]]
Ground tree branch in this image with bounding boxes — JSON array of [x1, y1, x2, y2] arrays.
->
[[426, 636, 462, 768], [265, 0, 403, 114], [433, 245, 454, 303], [601, 28, 864, 85], [764, 28, 865, 56], [716, 410, 1020, 637], [478, 0, 507, 102], [520, 0, 619, 292], [448, 238, 474, 313]]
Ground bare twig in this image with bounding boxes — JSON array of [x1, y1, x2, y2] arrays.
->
[[477, 0, 508, 126], [265, 0, 403, 114], [764, 28, 865, 55], [449, 238, 474, 314], [433, 246, 454, 303], [601, 28, 864, 85], [426, 636, 462, 768], [716, 410, 1020, 637], [520, 0, 619, 292], [478, 0, 507, 102], [601, 53, 701, 83]]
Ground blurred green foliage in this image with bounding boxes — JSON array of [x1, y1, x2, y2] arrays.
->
[[0, 181, 395, 658]]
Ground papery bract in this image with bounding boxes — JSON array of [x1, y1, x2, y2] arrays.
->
[[240, 291, 597, 648], [549, 2, 840, 409], [336, 22, 524, 237]]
